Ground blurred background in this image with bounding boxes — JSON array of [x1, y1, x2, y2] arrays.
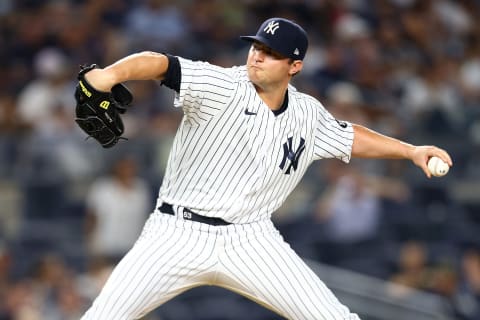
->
[[0, 0, 479, 319]]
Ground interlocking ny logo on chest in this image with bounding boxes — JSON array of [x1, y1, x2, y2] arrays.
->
[[279, 137, 305, 175]]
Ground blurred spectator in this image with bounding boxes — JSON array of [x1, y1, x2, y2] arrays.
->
[[76, 257, 114, 304], [315, 161, 383, 245], [461, 57, 480, 99], [433, 0, 473, 37], [1, 254, 75, 320], [84, 155, 151, 262], [308, 160, 410, 277], [14, 48, 96, 219], [0, 94, 30, 178], [333, 12, 390, 109], [400, 55, 465, 135], [459, 40, 480, 111], [388, 240, 458, 300], [453, 247, 480, 320], [388, 241, 436, 297], [4, 280, 43, 320], [311, 42, 349, 98], [125, 0, 189, 52], [334, 13, 372, 44], [324, 81, 370, 126], [47, 281, 85, 320], [29, 254, 86, 320], [17, 47, 75, 131], [182, 0, 248, 61], [0, 94, 30, 133]]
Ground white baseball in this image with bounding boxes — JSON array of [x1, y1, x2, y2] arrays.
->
[[427, 156, 449, 177]]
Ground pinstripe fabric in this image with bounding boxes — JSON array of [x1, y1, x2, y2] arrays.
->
[[82, 211, 360, 319], [157, 58, 354, 224], [82, 57, 360, 319], [81, 212, 219, 320], [219, 222, 359, 319]]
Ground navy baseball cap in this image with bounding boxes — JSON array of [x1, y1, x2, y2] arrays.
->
[[240, 17, 308, 60]]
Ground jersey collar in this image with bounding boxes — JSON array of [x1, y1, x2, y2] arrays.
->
[[272, 90, 288, 116]]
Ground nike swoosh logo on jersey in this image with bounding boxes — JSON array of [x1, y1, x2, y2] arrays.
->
[[244, 108, 257, 115]]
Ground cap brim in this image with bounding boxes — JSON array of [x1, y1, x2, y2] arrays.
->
[[240, 35, 289, 58], [240, 35, 266, 43]]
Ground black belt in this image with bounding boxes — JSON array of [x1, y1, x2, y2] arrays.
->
[[158, 202, 231, 226]]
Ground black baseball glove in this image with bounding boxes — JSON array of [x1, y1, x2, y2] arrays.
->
[[74, 64, 133, 148]]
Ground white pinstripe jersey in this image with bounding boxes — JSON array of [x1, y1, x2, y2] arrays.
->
[[156, 57, 354, 224]]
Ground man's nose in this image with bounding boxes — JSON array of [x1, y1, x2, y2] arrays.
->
[[253, 48, 264, 62]]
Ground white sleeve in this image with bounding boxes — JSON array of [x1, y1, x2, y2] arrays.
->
[[174, 57, 236, 126], [313, 103, 354, 163]]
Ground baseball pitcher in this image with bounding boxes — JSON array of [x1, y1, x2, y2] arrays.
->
[[75, 17, 452, 320]]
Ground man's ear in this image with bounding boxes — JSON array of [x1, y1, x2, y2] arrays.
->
[[289, 60, 303, 76]]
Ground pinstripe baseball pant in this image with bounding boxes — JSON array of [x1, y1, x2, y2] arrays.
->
[[81, 209, 360, 319]]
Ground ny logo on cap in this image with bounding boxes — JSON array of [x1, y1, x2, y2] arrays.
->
[[264, 21, 280, 35]]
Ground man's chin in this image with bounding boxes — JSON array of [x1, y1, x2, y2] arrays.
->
[[247, 70, 261, 84]]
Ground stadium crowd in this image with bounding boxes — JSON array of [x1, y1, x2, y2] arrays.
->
[[0, 0, 479, 319]]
